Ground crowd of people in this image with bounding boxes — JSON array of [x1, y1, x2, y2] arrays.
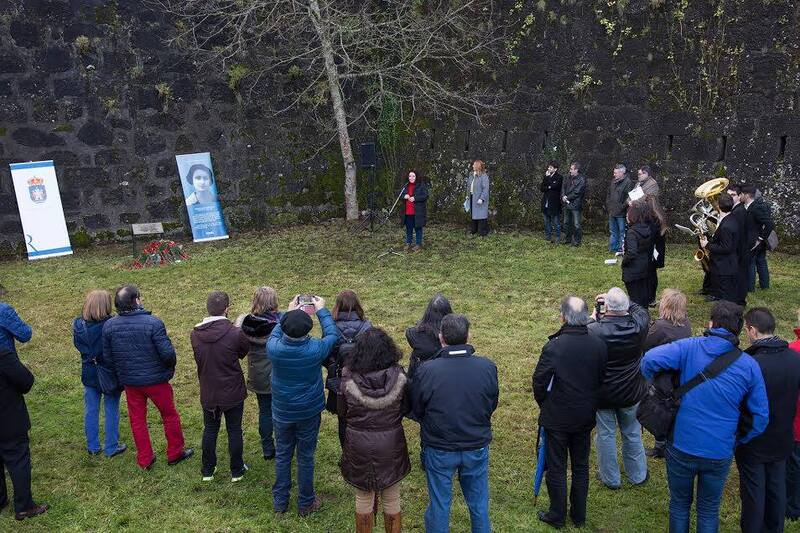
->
[[2, 280, 800, 532]]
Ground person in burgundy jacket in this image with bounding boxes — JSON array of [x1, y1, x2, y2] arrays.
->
[[400, 170, 429, 252], [787, 309, 800, 521], [191, 291, 250, 483]]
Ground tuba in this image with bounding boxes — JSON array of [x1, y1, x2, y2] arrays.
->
[[674, 177, 729, 271]]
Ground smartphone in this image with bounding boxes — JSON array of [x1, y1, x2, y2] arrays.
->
[[298, 294, 316, 316]]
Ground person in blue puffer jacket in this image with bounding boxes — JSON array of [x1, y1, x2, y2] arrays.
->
[[0, 301, 32, 355], [641, 301, 768, 533], [102, 284, 193, 470], [73, 290, 126, 458]]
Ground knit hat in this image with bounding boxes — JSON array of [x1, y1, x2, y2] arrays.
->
[[280, 309, 313, 338]]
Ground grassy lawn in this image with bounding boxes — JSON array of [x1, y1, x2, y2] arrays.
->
[[1, 223, 799, 532]]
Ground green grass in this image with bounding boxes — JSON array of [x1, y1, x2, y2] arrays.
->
[[1, 223, 799, 532]]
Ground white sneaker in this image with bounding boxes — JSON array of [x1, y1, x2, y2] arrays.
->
[[615, 251, 623, 257], [231, 464, 249, 483], [202, 466, 218, 482]]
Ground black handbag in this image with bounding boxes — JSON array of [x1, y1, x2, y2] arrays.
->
[[95, 359, 123, 395], [637, 347, 741, 439]]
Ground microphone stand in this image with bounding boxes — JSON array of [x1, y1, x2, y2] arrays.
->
[[376, 187, 406, 259]]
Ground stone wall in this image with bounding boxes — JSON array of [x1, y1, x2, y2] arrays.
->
[[0, 0, 798, 256]]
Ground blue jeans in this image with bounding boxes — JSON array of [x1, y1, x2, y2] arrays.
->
[[256, 393, 275, 458], [595, 405, 647, 487], [423, 445, 491, 533], [404, 215, 423, 245], [543, 213, 561, 240], [563, 209, 582, 245], [84, 385, 121, 456], [748, 247, 769, 290], [608, 216, 626, 252], [272, 414, 321, 511], [666, 445, 732, 533]]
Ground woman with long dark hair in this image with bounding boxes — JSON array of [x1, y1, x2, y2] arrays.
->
[[325, 290, 372, 446], [621, 201, 655, 307], [399, 170, 429, 252], [645, 195, 668, 306], [338, 327, 410, 532], [406, 294, 453, 380]]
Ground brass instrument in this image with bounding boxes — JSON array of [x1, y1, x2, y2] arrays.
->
[[673, 177, 729, 271]]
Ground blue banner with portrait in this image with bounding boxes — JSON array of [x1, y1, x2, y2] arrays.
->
[[175, 152, 229, 242]]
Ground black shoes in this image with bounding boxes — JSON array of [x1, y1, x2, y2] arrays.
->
[[15, 504, 49, 521], [167, 448, 194, 466], [537, 510, 565, 529]]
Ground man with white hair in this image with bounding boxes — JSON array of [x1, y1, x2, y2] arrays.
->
[[533, 296, 608, 528], [588, 287, 651, 490]]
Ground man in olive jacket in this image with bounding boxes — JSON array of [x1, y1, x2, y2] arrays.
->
[[0, 348, 48, 520], [533, 296, 607, 529], [191, 291, 250, 482]]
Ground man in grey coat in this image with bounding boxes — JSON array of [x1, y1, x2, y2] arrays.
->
[[561, 162, 587, 247], [466, 160, 490, 236]]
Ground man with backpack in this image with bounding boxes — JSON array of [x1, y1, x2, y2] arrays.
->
[[640, 301, 769, 533]]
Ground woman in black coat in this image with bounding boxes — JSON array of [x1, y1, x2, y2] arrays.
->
[[622, 201, 655, 308], [0, 348, 48, 520], [406, 294, 453, 380], [645, 196, 668, 306], [324, 290, 372, 447], [399, 171, 429, 252], [540, 161, 563, 243]]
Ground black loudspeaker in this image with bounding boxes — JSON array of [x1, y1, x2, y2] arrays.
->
[[360, 142, 376, 167]]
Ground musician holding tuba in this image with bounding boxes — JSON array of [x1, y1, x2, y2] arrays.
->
[[698, 193, 740, 302]]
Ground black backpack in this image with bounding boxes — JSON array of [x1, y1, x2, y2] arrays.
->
[[637, 347, 741, 440]]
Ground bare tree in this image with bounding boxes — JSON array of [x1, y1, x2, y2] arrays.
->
[[152, 0, 509, 220]]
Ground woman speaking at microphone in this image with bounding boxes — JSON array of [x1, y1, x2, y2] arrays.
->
[[400, 170, 428, 252]]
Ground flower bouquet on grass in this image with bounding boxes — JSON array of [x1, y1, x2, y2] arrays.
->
[[130, 240, 187, 269]]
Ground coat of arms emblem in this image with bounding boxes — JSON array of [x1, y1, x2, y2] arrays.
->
[[27, 177, 47, 203]]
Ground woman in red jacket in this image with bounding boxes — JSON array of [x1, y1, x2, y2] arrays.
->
[[400, 170, 429, 252], [787, 309, 800, 521]]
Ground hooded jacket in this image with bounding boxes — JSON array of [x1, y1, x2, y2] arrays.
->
[[588, 303, 651, 409], [235, 312, 281, 395], [622, 222, 655, 282], [102, 308, 177, 387], [0, 348, 34, 441], [0, 303, 32, 356], [790, 329, 800, 442], [338, 365, 411, 491], [267, 308, 339, 423], [534, 325, 607, 433], [641, 328, 769, 459], [736, 337, 800, 463], [191, 317, 250, 411], [410, 344, 499, 451], [73, 316, 112, 389]]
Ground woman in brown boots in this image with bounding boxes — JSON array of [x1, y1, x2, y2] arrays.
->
[[338, 327, 410, 532]]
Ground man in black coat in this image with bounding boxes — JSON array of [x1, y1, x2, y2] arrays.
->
[[533, 296, 607, 529], [741, 184, 775, 292], [735, 308, 800, 533], [587, 288, 650, 490], [726, 184, 749, 305], [540, 161, 563, 243], [561, 162, 587, 247], [0, 348, 48, 520], [606, 164, 634, 254], [700, 193, 739, 303]]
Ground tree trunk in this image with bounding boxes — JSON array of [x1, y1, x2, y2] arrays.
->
[[308, 0, 359, 220]]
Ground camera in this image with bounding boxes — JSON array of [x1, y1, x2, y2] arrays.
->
[[298, 294, 316, 316], [595, 298, 606, 317]]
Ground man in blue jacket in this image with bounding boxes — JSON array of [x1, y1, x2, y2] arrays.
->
[[103, 285, 193, 470], [267, 295, 339, 517], [411, 313, 499, 533], [641, 301, 768, 533], [0, 301, 32, 355]]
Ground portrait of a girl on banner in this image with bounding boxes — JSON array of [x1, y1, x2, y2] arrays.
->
[[175, 152, 229, 242]]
